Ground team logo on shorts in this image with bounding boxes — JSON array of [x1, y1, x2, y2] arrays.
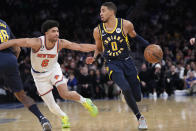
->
[[116, 28, 121, 33], [54, 75, 59, 80]]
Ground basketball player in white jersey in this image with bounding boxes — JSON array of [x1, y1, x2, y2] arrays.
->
[[0, 20, 98, 129]]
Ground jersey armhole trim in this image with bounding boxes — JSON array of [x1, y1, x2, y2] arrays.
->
[[57, 40, 59, 53], [98, 25, 102, 41], [121, 19, 127, 38], [98, 25, 105, 51], [32, 38, 42, 53]]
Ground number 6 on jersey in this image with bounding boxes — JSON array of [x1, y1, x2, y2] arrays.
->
[[41, 59, 49, 67]]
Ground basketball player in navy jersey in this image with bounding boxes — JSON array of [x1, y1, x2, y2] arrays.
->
[[0, 19, 52, 131], [86, 2, 149, 129]]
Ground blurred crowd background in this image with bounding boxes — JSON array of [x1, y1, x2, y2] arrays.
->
[[0, 0, 196, 103]]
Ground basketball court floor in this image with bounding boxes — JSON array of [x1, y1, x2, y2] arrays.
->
[[0, 96, 196, 131]]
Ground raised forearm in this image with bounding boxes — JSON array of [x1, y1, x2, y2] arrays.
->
[[132, 34, 150, 47], [93, 48, 101, 59], [79, 44, 96, 52], [0, 39, 17, 50], [0, 38, 31, 51]]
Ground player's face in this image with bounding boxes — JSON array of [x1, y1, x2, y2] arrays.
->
[[46, 27, 59, 42], [100, 6, 113, 23]]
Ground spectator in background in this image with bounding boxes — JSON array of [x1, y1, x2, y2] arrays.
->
[[67, 73, 77, 91], [77, 66, 94, 98], [94, 69, 105, 99], [190, 61, 196, 75], [149, 63, 162, 98], [184, 64, 191, 78], [186, 71, 196, 95], [139, 63, 153, 97], [165, 65, 180, 96], [176, 62, 185, 90]]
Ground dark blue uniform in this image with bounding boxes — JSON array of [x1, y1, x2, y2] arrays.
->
[[98, 18, 141, 115], [0, 19, 23, 92]]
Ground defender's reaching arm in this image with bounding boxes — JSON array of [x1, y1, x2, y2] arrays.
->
[[59, 39, 95, 52], [0, 38, 41, 52]]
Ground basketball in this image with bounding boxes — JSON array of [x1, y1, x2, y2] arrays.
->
[[144, 44, 163, 63]]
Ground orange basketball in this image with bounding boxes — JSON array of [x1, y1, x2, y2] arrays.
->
[[144, 44, 163, 63]]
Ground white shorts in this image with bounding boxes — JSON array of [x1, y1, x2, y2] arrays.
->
[[31, 63, 68, 96]]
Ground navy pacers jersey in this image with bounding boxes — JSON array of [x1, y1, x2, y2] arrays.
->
[[98, 18, 130, 60], [0, 19, 15, 52], [0, 19, 23, 92]]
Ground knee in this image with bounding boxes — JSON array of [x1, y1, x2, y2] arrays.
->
[[48, 103, 59, 113], [122, 87, 131, 95], [122, 88, 132, 101], [59, 91, 74, 99], [122, 88, 141, 102], [15, 91, 26, 102], [135, 95, 141, 102], [14, 91, 34, 107]]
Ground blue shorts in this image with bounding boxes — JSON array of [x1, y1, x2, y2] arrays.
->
[[0, 52, 23, 92], [105, 57, 140, 92], [106, 57, 138, 80]]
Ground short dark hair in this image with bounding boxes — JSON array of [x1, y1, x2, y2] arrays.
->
[[102, 2, 117, 15], [41, 20, 59, 34]]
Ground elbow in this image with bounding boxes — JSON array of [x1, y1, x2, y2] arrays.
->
[[97, 47, 103, 52], [10, 39, 19, 47], [98, 48, 102, 52]]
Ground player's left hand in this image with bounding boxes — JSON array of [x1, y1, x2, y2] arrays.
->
[[86, 57, 95, 64]]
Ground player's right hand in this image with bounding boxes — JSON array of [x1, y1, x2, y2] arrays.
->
[[190, 38, 195, 45], [86, 57, 95, 64]]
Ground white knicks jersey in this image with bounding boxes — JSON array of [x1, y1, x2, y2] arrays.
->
[[31, 36, 59, 72]]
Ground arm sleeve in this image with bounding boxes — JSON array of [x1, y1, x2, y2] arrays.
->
[[132, 34, 150, 47]]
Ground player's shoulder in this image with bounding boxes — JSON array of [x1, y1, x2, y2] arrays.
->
[[29, 37, 40, 42], [0, 19, 8, 29], [34, 36, 44, 42], [94, 26, 99, 31], [122, 19, 134, 30], [34, 37, 41, 42], [93, 26, 100, 35], [59, 38, 66, 43], [122, 19, 133, 26], [26, 37, 41, 45], [0, 19, 6, 24], [58, 39, 70, 47]]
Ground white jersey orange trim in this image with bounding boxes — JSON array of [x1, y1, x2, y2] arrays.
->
[[31, 35, 59, 72]]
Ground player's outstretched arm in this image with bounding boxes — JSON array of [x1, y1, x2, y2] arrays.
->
[[0, 38, 40, 51], [86, 27, 103, 64], [124, 20, 150, 47], [59, 39, 95, 52]]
